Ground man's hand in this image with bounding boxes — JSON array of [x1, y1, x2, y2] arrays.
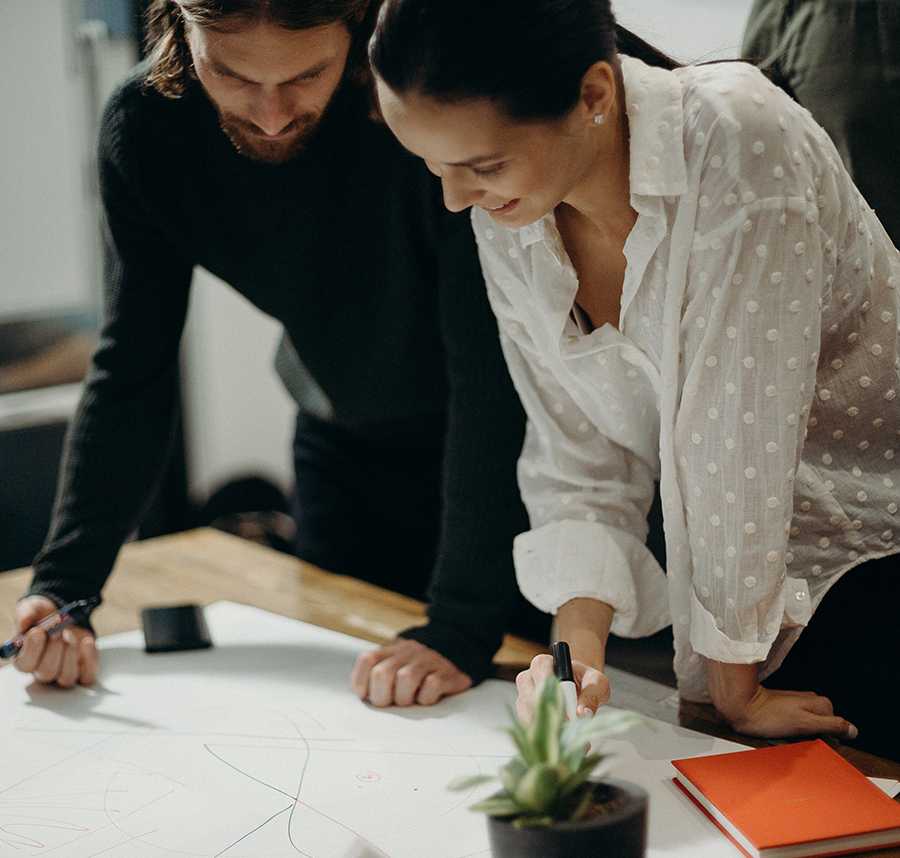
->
[[708, 660, 857, 740], [13, 596, 98, 688], [350, 639, 472, 707], [515, 653, 611, 725]]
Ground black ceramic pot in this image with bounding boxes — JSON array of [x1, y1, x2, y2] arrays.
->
[[486, 778, 647, 858]]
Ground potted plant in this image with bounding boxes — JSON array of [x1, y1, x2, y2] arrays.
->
[[449, 676, 648, 858]]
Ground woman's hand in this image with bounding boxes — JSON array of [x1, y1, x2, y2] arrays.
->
[[515, 654, 611, 724], [707, 660, 857, 740]]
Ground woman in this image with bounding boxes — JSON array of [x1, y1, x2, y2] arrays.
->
[[369, 0, 900, 757]]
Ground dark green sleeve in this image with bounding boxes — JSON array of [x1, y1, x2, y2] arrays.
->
[[27, 90, 194, 607], [398, 211, 529, 683]]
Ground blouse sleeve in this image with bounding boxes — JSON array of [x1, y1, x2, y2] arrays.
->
[[473, 220, 670, 638], [675, 79, 834, 663]]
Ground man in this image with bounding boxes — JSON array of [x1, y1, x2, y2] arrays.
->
[[742, 0, 899, 246], [10, 0, 546, 706]]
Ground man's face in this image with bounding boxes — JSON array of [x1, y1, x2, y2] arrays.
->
[[188, 20, 352, 164]]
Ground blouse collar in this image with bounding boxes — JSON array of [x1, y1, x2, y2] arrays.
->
[[515, 54, 687, 251]]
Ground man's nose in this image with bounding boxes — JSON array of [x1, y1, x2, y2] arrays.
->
[[253, 88, 294, 137]]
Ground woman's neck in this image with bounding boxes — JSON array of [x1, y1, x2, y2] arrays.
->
[[560, 71, 634, 237]]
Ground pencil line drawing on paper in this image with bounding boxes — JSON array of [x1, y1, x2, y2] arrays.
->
[[0, 603, 515, 858]]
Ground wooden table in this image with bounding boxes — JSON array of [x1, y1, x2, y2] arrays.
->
[[3, 528, 899, 793]]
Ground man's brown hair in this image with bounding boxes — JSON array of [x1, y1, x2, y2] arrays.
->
[[144, 0, 376, 98]]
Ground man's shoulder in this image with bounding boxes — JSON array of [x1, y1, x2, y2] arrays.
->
[[100, 62, 206, 168]]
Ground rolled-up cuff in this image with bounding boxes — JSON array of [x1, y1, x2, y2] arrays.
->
[[689, 589, 773, 664], [513, 520, 670, 638]]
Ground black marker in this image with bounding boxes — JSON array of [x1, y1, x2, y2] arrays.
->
[[551, 640, 578, 720], [0, 598, 99, 660]]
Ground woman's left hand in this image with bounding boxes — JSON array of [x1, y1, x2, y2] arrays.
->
[[707, 660, 858, 740]]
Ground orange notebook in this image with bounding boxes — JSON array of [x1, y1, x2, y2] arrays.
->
[[672, 740, 900, 858]]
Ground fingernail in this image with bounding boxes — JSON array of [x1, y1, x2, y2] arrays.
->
[[848, 723, 859, 739]]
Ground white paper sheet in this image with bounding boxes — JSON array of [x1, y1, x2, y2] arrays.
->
[[0, 602, 894, 857]]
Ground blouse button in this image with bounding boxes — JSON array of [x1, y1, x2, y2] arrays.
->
[[888, 503, 898, 514], [786, 413, 797, 425], [710, 514, 721, 527], [794, 242, 806, 256], [789, 300, 802, 313], [800, 500, 812, 512], [692, 432, 703, 445], [744, 575, 758, 587], [752, 140, 766, 155], [743, 412, 756, 425], [773, 165, 784, 179], [831, 359, 844, 370], [871, 343, 883, 356], [812, 564, 823, 575], [857, 491, 868, 502], [787, 357, 800, 370], [705, 355, 719, 368], [726, 492, 736, 503], [725, 437, 736, 450], [747, 301, 760, 314], [745, 466, 757, 479], [766, 442, 778, 453], [770, 271, 783, 285], [818, 537, 830, 549], [766, 497, 780, 509], [882, 310, 895, 323], [822, 453, 833, 465], [485, 228, 496, 240], [859, 376, 872, 388], [707, 462, 719, 475], [755, 244, 767, 259], [766, 329, 779, 342], [766, 550, 779, 562], [726, 546, 737, 558], [795, 591, 806, 601], [725, 192, 738, 206], [743, 356, 756, 369], [507, 246, 519, 259], [726, 326, 737, 339]]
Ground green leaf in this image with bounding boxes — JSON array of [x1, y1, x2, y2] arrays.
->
[[559, 752, 603, 799], [568, 785, 597, 823], [514, 764, 560, 814], [447, 774, 496, 792], [499, 758, 528, 795], [470, 790, 521, 817], [505, 721, 538, 766], [528, 676, 563, 764], [561, 708, 641, 753]]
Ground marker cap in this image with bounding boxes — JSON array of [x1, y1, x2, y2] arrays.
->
[[551, 641, 574, 683]]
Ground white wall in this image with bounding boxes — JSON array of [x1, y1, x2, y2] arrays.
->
[[0, 1, 94, 320], [182, 269, 295, 502]]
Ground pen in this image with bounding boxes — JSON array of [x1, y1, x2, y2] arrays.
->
[[551, 640, 578, 720], [0, 598, 99, 660]]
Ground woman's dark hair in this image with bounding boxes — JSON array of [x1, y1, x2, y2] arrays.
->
[[370, 0, 682, 122], [145, 0, 378, 98]]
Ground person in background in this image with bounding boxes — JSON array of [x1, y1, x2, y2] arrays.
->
[[743, 0, 900, 247], [370, 0, 900, 758], [8, 0, 549, 707]]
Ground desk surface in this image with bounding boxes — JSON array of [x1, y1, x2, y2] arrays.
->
[[2, 528, 898, 790]]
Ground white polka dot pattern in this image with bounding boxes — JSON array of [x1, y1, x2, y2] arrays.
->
[[471, 55, 900, 703]]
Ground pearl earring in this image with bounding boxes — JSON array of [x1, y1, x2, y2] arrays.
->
[[593, 113, 606, 126]]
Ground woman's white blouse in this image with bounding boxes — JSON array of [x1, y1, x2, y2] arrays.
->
[[472, 54, 900, 702]]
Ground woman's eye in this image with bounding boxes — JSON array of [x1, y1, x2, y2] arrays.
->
[[472, 163, 506, 177]]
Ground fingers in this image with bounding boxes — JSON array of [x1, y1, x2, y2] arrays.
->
[[350, 640, 472, 708], [57, 638, 80, 689], [13, 627, 48, 674], [78, 635, 99, 687], [14, 596, 58, 634], [528, 654, 555, 685], [33, 637, 64, 684], [515, 669, 537, 724], [351, 648, 392, 699], [417, 669, 470, 706], [576, 667, 611, 716]]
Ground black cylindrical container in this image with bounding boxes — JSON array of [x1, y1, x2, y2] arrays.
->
[[487, 779, 647, 858]]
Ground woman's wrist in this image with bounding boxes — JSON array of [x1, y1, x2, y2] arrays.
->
[[707, 660, 761, 720], [555, 598, 614, 671]]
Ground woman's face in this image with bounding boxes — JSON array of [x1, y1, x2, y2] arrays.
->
[[375, 78, 596, 229]]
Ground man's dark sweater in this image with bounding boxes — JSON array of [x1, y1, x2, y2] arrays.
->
[[27, 67, 531, 683]]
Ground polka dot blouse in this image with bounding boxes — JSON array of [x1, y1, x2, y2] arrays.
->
[[471, 54, 900, 703]]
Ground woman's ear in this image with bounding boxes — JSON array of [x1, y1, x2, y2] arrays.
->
[[579, 61, 617, 126]]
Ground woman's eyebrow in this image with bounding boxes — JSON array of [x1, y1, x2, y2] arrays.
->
[[446, 152, 505, 167]]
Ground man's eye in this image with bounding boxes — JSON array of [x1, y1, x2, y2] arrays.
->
[[472, 163, 506, 177]]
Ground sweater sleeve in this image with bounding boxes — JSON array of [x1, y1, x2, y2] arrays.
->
[[398, 210, 531, 683], [26, 86, 194, 607]]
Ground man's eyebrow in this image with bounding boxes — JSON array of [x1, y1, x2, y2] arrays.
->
[[446, 152, 505, 167], [210, 58, 330, 85]]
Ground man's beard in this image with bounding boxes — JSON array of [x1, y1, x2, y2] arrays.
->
[[218, 109, 324, 164]]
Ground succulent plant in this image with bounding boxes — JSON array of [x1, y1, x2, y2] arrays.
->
[[449, 676, 639, 829]]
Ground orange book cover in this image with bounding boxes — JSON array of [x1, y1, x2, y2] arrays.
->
[[672, 740, 900, 858]]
